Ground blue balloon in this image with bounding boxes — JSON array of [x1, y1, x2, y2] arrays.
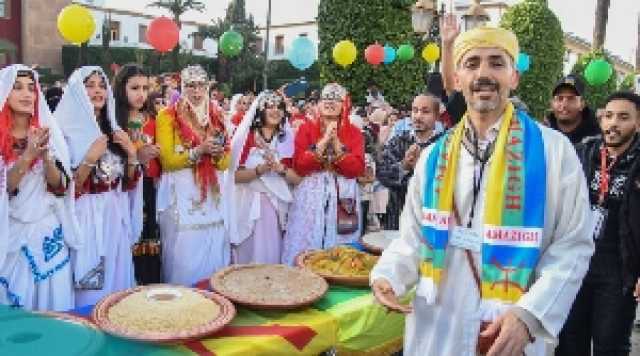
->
[[516, 53, 531, 73], [287, 36, 316, 71], [383, 45, 396, 64]]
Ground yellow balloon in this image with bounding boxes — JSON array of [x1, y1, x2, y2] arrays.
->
[[333, 40, 358, 68], [57, 4, 96, 44], [422, 43, 441, 64]]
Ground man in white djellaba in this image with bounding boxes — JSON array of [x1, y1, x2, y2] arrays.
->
[[370, 26, 595, 356]]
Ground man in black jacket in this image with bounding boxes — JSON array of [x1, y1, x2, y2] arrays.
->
[[547, 75, 601, 144], [376, 94, 442, 230], [556, 91, 640, 356]]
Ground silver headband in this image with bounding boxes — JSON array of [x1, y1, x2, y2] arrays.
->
[[257, 90, 283, 111], [181, 65, 208, 85], [321, 83, 347, 101]]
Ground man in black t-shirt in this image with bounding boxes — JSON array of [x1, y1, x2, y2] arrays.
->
[[546, 75, 600, 144]]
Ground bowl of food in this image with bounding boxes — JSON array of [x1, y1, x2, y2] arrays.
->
[[296, 246, 379, 287], [210, 264, 328, 310], [92, 285, 235, 343]]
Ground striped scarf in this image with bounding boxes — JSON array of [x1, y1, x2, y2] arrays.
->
[[419, 103, 546, 310]]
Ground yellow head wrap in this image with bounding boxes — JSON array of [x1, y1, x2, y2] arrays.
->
[[453, 27, 519, 66]]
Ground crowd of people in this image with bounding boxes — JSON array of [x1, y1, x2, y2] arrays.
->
[[0, 14, 639, 356]]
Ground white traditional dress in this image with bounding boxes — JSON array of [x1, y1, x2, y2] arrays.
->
[[226, 93, 294, 264], [0, 65, 84, 311], [156, 94, 231, 287], [370, 116, 595, 355], [55, 66, 142, 307]]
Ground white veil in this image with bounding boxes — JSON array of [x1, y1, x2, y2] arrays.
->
[[54, 66, 120, 168], [224, 92, 294, 245], [0, 64, 83, 275]]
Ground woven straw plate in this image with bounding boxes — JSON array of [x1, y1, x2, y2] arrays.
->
[[92, 285, 236, 343], [295, 250, 378, 287], [211, 264, 328, 310]]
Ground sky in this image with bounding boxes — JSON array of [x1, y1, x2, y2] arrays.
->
[[102, 0, 640, 64]]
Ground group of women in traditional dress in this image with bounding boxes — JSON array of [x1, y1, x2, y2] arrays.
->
[[0, 63, 365, 312]]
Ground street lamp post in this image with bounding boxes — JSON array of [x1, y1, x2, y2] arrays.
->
[[411, 0, 437, 40], [463, 0, 490, 31], [411, 0, 445, 72], [262, 0, 272, 90]]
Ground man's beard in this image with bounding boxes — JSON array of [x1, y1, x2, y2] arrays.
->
[[468, 77, 501, 113], [470, 100, 499, 113], [556, 112, 581, 124], [603, 127, 635, 148], [412, 122, 433, 133]]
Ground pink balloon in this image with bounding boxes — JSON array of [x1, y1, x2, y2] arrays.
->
[[365, 43, 385, 66], [147, 17, 179, 53]]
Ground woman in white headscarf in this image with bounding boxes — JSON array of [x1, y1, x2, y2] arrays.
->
[[226, 91, 299, 264], [55, 66, 142, 307], [225, 93, 247, 136], [0, 65, 83, 311]]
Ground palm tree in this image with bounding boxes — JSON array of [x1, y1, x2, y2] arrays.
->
[[148, 0, 206, 70], [592, 0, 610, 50]]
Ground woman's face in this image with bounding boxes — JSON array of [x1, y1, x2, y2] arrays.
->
[[84, 73, 107, 112], [388, 113, 398, 126], [183, 81, 207, 107], [319, 99, 341, 118], [153, 97, 165, 115], [264, 104, 284, 127], [126, 75, 149, 112], [235, 96, 249, 112], [8, 75, 36, 116]]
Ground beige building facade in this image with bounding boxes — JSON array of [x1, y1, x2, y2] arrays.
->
[[20, 0, 70, 73]]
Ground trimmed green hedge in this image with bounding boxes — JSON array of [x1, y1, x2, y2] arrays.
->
[[61, 45, 214, 78], [317, 0, 431, 107], [500, 0, 565, 120], [61, 45, 319, 96]]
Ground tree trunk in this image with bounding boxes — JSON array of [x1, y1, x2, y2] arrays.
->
[[592, 0, 610, 50], [636, 12, 640, 70], [173, 15, 182, 71]]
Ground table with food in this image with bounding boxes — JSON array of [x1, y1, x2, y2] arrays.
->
[[6, 244, 405, 356]]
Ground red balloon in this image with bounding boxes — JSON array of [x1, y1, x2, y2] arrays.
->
[[365, 43, 385, 66], [147, 16, 179, 53]]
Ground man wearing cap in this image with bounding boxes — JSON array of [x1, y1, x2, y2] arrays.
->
[[546, 75, 600, 144], [370, 26, 594, 355]]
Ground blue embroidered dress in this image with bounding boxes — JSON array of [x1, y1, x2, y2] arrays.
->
[[0, 159, 74, 311]]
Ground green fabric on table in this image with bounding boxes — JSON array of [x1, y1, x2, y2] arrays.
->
[[313, 285, 371, 311]]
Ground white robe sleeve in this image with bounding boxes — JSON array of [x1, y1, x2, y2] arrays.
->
[[369, 146, 433, 296], [516, 129, 595, 341]]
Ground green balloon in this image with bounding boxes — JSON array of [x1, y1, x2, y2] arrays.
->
[[220, 30, 244, 57], [396, 44, 415, 62], [584, 58, 613, 86]]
